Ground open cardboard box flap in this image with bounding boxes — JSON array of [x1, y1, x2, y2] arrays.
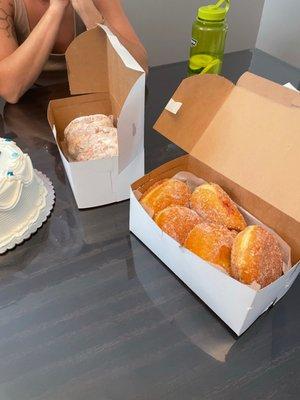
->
[[154, 72, 300, 235], [48, 25, 145, 173], [65, 25, 143, 108], [48, 24, 144, 125], [237, 72, 300, 107]]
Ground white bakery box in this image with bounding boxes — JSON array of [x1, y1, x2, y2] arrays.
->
[[47, 25, 145, 208], [130, 72, 300, 336]]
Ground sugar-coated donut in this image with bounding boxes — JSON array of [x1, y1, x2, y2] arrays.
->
[[68, 127, 118, 161], [64, 114, 117, 161], [184, 222, 237, 273], [190, 183, 247, 231], [231, 225, 283, 288], [154, 206, 201, 245], [140, 179, 191, 217], [65, 115, 114, 140]]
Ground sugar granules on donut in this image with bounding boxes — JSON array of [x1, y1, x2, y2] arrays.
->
[[154, 205, 201, 245], [64, 114, 118, 161]]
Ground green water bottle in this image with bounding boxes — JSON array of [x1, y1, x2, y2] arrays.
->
[[188, 0, 230, 76]]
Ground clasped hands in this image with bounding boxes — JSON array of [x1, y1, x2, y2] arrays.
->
[[50, 0, 104, 29]]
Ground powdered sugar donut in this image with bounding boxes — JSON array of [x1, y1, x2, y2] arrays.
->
[[64, 114, 118, 161], [65, 114, 114, 137], [75, 128, 118, 161]]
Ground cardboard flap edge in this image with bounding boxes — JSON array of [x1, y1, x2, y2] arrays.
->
[[47, 102, 55, 128], [99, 24, 145, 74], [154, 74, 234, 154], [65, 27, 109, 95], [65, 25, 144, 96], [237, 72, 300, 107]]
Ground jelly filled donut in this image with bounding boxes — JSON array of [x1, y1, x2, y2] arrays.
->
[[190, 183, 247, 232], [184, 221, 237, 273], [231, 225, 283, 288], [140, 179, 191, 217], [154, 206, 201, 245]]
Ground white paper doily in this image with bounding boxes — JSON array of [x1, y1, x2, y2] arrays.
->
[[0, 170, 55, 254]]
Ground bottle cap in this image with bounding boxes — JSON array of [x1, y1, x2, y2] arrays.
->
[[198, 0, 230, 21]]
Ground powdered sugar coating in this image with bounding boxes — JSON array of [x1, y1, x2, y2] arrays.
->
[[64, 114, 118, 161], [155, 206, 201, 245], [140, 179, 191, 217], [231, 225, 283, 288], [184, 221, 237, 273], [190, 183, 247, 232], [65, 114, 114, 137]]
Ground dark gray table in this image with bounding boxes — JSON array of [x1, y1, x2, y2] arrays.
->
[[0, 50, 299, 400]]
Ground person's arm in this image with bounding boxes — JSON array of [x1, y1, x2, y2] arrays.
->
[[71, 0, 148, 72], [0, 0, 69, 104]]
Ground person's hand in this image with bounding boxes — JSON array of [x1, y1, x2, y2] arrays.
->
[[69, 0, 92, 14], [70, 0, 104, 29], [49, 0, 70, 10]]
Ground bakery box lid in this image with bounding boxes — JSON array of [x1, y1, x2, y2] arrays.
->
[[154, 72, 300, 224], [65, 24, 144, 98]]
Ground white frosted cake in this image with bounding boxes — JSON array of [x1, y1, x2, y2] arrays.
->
[[0, 138, 48, 250]]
